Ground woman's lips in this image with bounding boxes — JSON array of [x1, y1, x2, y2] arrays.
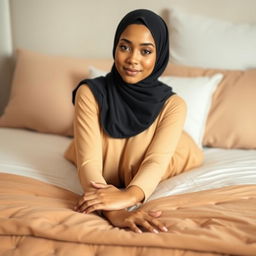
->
[[123, 67, 141, 76]]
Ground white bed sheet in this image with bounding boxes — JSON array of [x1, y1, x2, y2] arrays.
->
[[0, 127, 83, 194], [1, 127, 256, 201], [149, 146, 256, 201]]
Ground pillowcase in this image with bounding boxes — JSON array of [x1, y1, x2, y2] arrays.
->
[[89, 66, 223, 148], [0, 49, 112, 136], [159, 74, 223, 147], [164, 63, 256, 149], [3, 49, 255, 149], [168, 8, 256, 70]]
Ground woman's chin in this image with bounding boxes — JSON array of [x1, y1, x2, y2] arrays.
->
[[121, 75, 143, 84]]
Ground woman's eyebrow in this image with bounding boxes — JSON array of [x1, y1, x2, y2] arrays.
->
[[120, 38, 155, 47]]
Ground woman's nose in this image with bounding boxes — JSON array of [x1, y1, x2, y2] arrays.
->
[[126, 50, 139, 65]]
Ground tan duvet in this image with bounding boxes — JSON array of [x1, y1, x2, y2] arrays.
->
[[0, 173, 255, 256]]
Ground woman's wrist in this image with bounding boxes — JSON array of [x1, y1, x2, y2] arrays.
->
[[103, 209, 124, 217], [125, 185, 145, 205], [102, 209, 128, 226]]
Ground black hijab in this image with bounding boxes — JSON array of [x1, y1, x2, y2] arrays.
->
[[72, 9, 175, 138]]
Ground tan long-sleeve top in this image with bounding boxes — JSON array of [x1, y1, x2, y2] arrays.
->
[[64, 85, 204, 200]]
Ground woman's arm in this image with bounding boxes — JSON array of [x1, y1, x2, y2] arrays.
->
[[75, 181, 144, 213], [74, 85, 143, 212], [127, 95, 187, 201], [75, 94, 186, 213], [73, 85, 106, 191]]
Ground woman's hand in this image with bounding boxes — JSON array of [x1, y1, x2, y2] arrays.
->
[[74, 182, 144, 214], [104, 208, 168, 234]]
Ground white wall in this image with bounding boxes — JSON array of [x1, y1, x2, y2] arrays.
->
[[9, 0, 256, 59], [0, 0, 13, 114], [1, 0, 256, 114]]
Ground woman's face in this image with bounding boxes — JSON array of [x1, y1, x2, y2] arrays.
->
[[114, 24, 156, 84]]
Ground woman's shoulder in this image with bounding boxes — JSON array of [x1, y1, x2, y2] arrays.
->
[[76, 83, 92, 96], [74, 83, 100, 113], [75, 84, 96, 102], [75, 76, 106, 101], [164, 94, 187, 112], [157, 94, 187, 123]]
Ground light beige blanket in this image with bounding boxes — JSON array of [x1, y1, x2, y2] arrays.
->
[[0, 173, 255, 256]]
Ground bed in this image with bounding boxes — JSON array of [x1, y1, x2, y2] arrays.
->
[[1, 128, 256, 255], [1, 3, 256, 256]]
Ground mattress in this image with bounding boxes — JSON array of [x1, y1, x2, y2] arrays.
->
[[1, 127, 256, 255], [1, 127, 256, 201]]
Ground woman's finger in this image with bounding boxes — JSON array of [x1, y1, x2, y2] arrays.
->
[[83, 203, 106, 214], [147, 210, 168, 232], [146, 216, 168, 232], [74, 193, 98, 210], [90, 181, 110, 189], [137, 219, 159, 233], [126, 221, 143, 234], [148, 210, 162, 218], [77, 199, 101, 213], [75, 193, 97, 210]]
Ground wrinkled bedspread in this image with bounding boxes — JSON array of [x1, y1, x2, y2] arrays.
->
[[0, 173, 256, 256]]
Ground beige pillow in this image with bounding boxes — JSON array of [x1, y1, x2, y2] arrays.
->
[[0, 49, 112, 136], [164, 64, 256, 149], [2, 49, 255, 149]]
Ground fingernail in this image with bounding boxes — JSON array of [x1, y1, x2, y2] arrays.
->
[[153, 229, 159, 234], [163, 227, 168, 232]]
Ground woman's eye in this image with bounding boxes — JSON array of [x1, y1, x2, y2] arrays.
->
[[120, 45, 130, 51], [142, 49, 152, 55]]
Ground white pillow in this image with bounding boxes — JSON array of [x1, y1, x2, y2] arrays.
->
[[168, 9, 256, 70], [89, 65, 108, 77], [159, 74, 223, 147], [89, 66, 223, 147]]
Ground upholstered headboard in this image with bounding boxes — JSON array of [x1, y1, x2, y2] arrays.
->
[[1, 0, 256, 115]]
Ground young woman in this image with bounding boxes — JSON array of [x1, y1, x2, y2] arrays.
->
[[64, 9, 204, 234]]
